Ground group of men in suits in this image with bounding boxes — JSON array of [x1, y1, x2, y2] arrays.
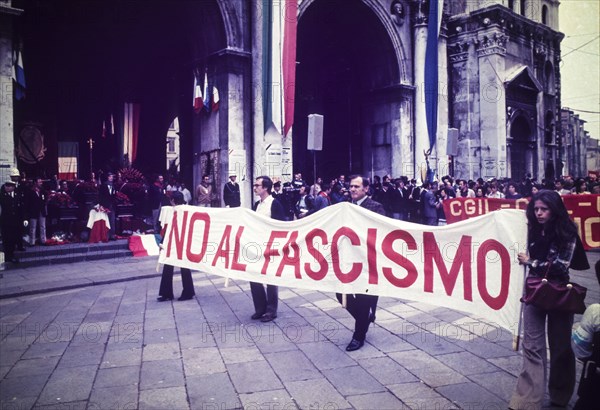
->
[[248, 173, 383, 351]]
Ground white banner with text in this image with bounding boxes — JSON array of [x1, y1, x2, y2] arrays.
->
[[159, 203, 528, 334]]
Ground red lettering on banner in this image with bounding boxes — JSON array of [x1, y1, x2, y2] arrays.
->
[[331, 227, 362, 283], [186, 212, 211, 263], [423, 232, 473, 301], [304, 229, 329, 281], [231, 226, 247, 271], [367, 229, 378, 285], [212, 225, 232, 268], [476, 239, 510, 310], [262, 231, 288, 275], [167, 211, 187, 259], [276, 231, 301, 278], [381, 230, 418, 288]]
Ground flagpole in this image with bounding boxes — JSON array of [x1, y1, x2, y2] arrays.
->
[[87, 138, 94, 178]]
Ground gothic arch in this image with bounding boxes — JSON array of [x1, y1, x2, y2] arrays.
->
[[508, 110, 536, 180], [298, 0, 410, 84]]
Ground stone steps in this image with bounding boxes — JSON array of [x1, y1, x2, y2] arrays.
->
[[6, 239, 133, 269]]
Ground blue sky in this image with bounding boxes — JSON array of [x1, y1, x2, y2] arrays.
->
[[560, 0, 600, 140]]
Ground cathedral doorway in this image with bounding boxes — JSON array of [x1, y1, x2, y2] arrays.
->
[[294, 0, 402, 182], [509, 114, 534, 182]]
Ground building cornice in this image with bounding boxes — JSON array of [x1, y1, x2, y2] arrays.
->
[[447, 4, 564, 45], [0, 3, 23, 16]]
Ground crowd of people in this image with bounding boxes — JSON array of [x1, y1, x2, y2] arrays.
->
[[268, 171, 600, 226], [2, 165, 598, 407]]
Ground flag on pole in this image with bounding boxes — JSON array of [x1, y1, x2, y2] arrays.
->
[[424, 0, 443, 183], [193, 74, 203, 114], [212, 85, 220, 112], [262, 0, 298, 138], [424, 0, 443, 152], [203, 70, 210, 113], [12, 48, 26, 100]]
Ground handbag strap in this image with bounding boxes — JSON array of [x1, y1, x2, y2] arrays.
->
[[542, 260, 552, 279]]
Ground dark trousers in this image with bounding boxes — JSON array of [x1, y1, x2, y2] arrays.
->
[[1, 224, 18, 260], [336, 293, 378, 342], [250, 282, 278, 315], [158, 264, 195, 299], [108, 208, 116, 238]]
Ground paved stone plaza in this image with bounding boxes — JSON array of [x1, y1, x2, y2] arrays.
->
[[0, 251, 598, 410]]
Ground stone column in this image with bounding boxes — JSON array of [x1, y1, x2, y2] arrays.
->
[[413, 0, 428, 180], [433, 24, 449, 178], [476, 31, 508, 179], [0, 1, 23, 182]]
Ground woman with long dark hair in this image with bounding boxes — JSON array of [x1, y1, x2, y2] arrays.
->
[[510, 190, 588, 409]]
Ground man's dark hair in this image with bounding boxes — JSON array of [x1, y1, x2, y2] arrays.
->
[[349, 174, 369, 187], [171, 191, 185, 205], [256, 175, 273, 192], [321, 182, 330, 191]]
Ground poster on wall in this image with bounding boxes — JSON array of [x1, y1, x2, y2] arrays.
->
[[228, 149, 246, 181]]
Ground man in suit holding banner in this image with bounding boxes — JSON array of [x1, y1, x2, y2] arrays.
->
[[336, 175, 386, 351], [250, 175, 286, 322]]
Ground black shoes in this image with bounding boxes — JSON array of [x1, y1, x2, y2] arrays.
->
[[178, 294, 195, 301], [260, 313, 277, 322], [250, 312, 277, 322], [346, 338, 364, 351], [369, 312, 376, 323], [157, 295, 195, 302]]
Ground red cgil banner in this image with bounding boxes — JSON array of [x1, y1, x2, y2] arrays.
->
[[443, 195, 600, 250]]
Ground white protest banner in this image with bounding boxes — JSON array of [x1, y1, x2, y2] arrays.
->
[[159, 203, 528, 334]]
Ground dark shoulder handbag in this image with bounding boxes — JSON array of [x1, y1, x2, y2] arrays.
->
[[520, 262, 587, 314]]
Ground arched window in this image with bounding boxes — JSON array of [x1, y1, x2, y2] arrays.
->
[[542, 5, 548, 25], [544, 61, 554, 94], [521, 0, 527, 16], [544, 111, 554, 144]]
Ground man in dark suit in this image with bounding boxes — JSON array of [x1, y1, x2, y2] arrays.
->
[[98, 172, 117, 239], [1, 180, 23, 262], [420, 181, 439, 226], [223, 175, 241, 207], [25, 177, 47, 246], [157, 191, 195, 302], [336, 174, 386, 351], [250, 175, 286, 322]]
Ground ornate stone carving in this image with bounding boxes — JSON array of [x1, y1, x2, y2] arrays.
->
[[391, 1, 405, 26], [448, 41, 469, 63], [476, 33, 507, 57]]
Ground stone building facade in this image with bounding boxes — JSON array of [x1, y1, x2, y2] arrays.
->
[[561, 108, 596, 177], [3, 0, 573, 207], [447, 0, 563, 181]]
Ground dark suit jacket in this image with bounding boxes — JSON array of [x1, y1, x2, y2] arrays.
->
[[254, 198, 286, 221], [98, 184, 116, 210], [358, 197, 386, 217], [24, 188, 47, 219], [389, 187, 408, 213], [421, 189, 438, 218], [223, 182, 241, 207]]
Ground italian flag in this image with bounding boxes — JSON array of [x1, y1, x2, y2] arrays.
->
[[193, 74, 203, 114], [262, 0, 298, 138]]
